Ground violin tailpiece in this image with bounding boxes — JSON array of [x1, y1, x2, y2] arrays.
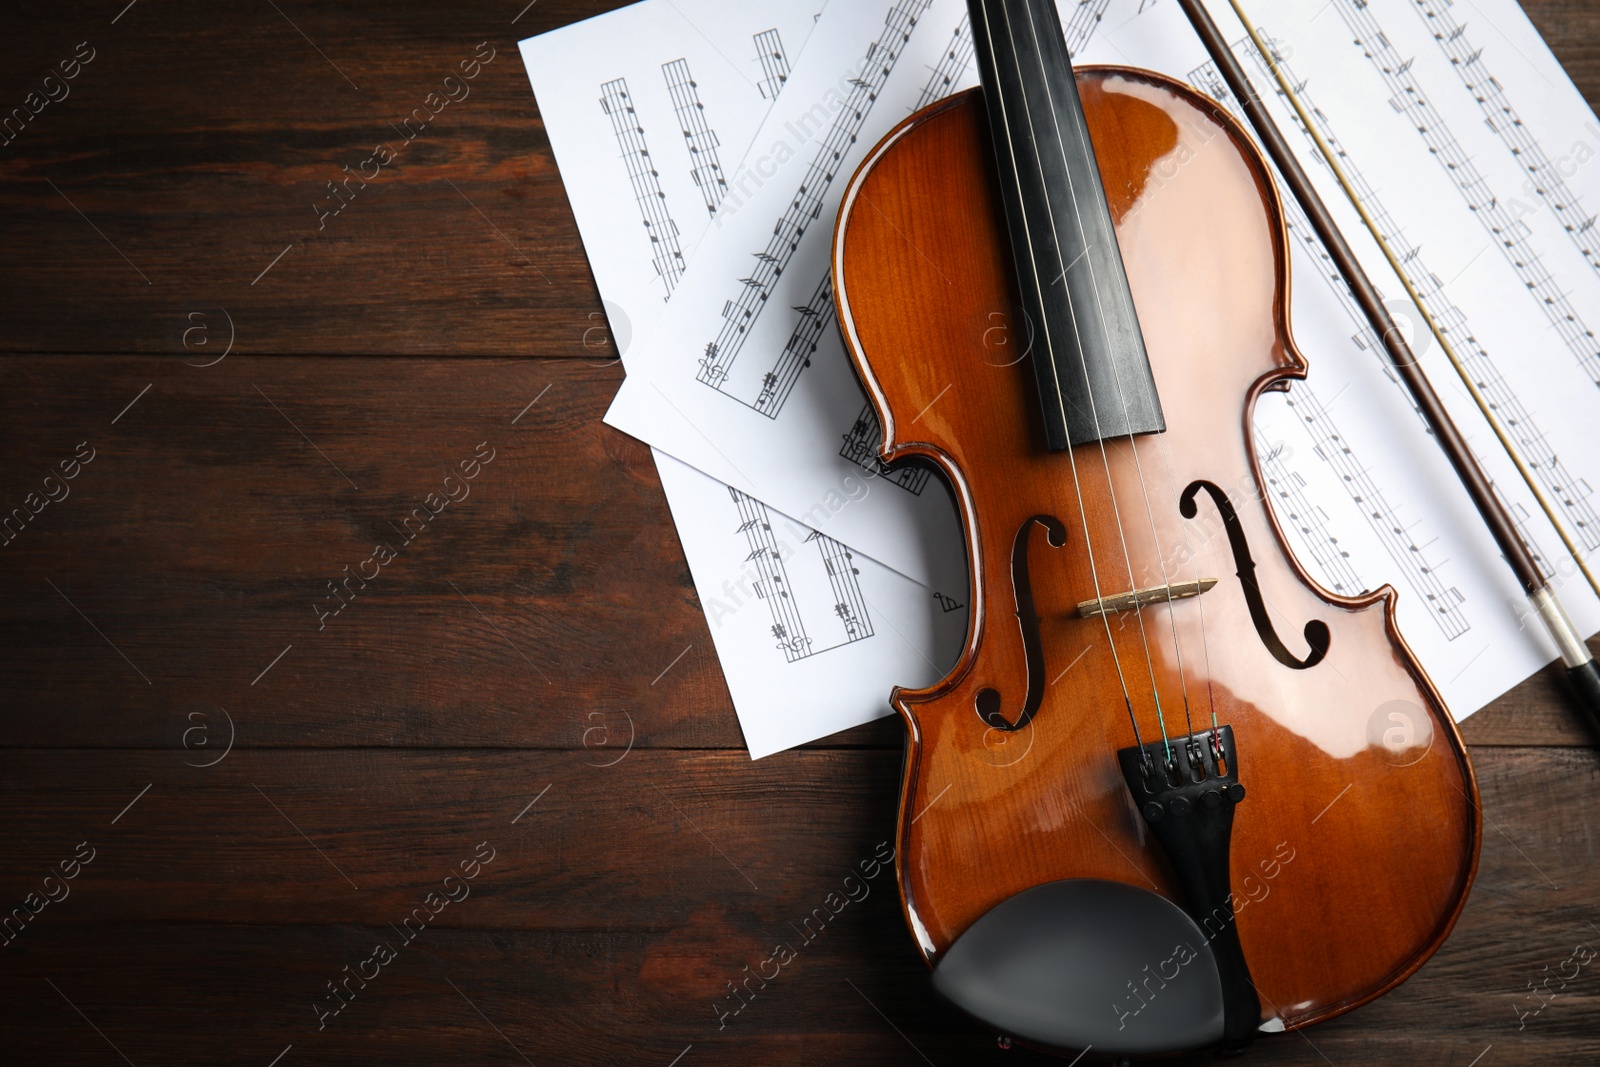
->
[[1118, 726, 1261, 1052]]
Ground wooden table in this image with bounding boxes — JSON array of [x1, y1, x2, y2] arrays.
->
[[1, 2, 1596, 1063]]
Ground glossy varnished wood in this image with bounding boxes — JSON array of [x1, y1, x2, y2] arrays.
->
[[834, 75, 1480, 1031], [0, 2, 1597, 1063]]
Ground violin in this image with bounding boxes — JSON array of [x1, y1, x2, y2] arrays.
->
[[831, 0, 1479, 1056]]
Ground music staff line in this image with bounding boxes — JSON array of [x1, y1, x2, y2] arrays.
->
[[1237, 35, 1600, 554], [1293, 386, 1470, 638], [755, 28, 791, 102], [1335, 0, 1600, 390], [912, 12, 974, 112], [839, 402, 934, 495], [1190, 59, 1470, 638], [1408, 0, 1600, 280], [1256, 429, 1364, 598], [664, 58, 728, 218], [601, 77, 686, 301], [697, 0, 934, 416], [1062, 0, 1113, 53], [729, 486, 874, 663]]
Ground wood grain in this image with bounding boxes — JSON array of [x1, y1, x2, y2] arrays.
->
[[0, 0, 1596, 1063], [0, 1, 633, 357], [0, 355, 909, 751], [0, 356, 759, 750], [0, 748, 1595, 1065]]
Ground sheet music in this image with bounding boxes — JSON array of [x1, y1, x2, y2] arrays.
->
[[1176, 0, 1600, 711], [655, 454, 966, 758], [522, 0, 965, 758], [604, 0, 1001, 594], [540, 0, 1600, 742], [520, 0, 825, 330]]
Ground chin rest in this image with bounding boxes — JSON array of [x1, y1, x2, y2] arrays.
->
[[931, 878, 1228, 1056]]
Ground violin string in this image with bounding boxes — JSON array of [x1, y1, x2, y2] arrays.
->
[[1135, 434, 1198, 741], [1011, 0, 1173, 757], [976, 0, 1145, 750], [1152, 435, 1221, 740], [1024, 26, 1203, 743], [1024, 8, 1200, 742], [1078, 92, 1221, 745]]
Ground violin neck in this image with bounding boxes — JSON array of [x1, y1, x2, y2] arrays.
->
[[967, 0, 1165, 450]]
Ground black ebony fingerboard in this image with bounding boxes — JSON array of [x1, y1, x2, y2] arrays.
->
[[968, 0, 1163, 450]]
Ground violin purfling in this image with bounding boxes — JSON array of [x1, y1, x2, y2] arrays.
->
[[831, 0, 1479, 1055]]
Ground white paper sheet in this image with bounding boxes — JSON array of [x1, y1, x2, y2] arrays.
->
[[542, 0, 1600, 747], [654, 453, 967, 757], [521, 0, 968, 757], [603, 0, 997, 594], [520, 0, 825, 340], [1180, 0, 1600, 714]]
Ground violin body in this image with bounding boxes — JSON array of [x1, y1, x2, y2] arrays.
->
[[833, 70, 1479, 1045]]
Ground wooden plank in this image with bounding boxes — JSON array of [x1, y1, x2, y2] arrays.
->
[[1524, 0, 1600, 91], [0, 355, 757, 749], [0, 353, 1586, 750], [0, 747, 1597, 1063], [0, 1, 635, 357], [0, 750, 905, 927], [0, 2, 1590, 358]]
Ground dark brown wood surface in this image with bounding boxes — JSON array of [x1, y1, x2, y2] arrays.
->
[[0, 2, 1596, 1064]]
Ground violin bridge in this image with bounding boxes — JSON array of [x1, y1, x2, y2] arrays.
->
[[1075, 578, 1217, 619]]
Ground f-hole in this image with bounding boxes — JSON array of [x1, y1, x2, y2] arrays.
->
[[1181, 480, 1329, 670], [975, 515, 1067, 731]]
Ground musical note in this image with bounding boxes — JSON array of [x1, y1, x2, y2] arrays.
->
[[728, 486, 874, 663], [695, 0, 935, 410], [663, 58, 728, 217], [753, 28, 790, 101], [838, 402, 933, 495], [600, 77, 686, 300]]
